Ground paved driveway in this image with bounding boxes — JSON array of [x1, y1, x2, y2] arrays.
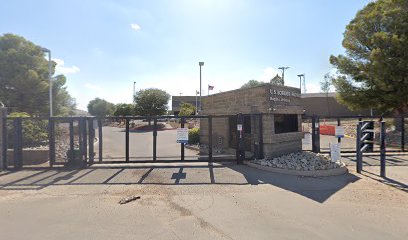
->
[[97, 126, 199, 161], [0, 164, 407, 240]]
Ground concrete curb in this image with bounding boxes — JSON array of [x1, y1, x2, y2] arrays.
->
[[245, 161, 348, 177]]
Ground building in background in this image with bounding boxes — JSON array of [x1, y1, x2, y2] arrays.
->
[[171, 96, 200, 115], [301, 93, 371, 117]]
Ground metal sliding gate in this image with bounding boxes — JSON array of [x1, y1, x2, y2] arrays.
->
[[2, 114, 261, 170]]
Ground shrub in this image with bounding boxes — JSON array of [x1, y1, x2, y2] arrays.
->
[[188, 128, 200, 144], [7, 112, 48, 148]]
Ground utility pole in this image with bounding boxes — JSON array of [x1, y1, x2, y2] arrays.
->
[[133, 81, 136, 103], [297, 74, 304, 93], [199, 62, 204, 113], [278, 66, 290, 85]]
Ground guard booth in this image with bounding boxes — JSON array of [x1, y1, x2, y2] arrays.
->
[[199, 83, 303, 160]]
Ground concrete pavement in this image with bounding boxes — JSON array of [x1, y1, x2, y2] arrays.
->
[[98, 126, 199, 161], [0, 163, 407, 239]]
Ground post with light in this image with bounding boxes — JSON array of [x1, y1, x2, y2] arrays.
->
[[298, 73, 305, 92], [199, 61, 204, 113], [133, 81, 136, 103], [195, 90, 199, 115], [41, 47, 53, 117]]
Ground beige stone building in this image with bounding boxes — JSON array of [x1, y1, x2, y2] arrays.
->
[[200, 83, 303, 158]]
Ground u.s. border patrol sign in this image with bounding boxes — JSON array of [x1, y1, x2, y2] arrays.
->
[[176, 128, 189, 144]]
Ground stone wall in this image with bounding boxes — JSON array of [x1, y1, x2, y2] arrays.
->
[[200, 84, 303, 158], [0, 107, 7, 169]]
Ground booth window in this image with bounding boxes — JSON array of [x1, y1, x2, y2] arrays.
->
[[274, 114, 298, 134]]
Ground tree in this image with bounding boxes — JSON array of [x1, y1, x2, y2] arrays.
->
[[270, 74, 284, 86], [0, 33, 76, 115], [87, 98, 116, 117], [240, 80, 264, 89], [52, 75, 76, 116], [134, 88, 170, 116], [329, 0, 408, 116], [320, 73, 333, 115], [114, 103, 134, 116], [179, 102, 196, 116]]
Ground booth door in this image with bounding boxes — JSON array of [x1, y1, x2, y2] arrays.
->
[[229, 116, 251, 151]]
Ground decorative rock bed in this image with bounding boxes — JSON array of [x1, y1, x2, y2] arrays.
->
[[248, 152, 348, 177]]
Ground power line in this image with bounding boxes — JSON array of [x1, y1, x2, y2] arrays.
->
[[278, 66, 290, 85]]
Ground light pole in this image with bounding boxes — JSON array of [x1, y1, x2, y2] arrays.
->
[[133, 81, 136, 103], [278, 66, 290, 85], [41, 47, 52, 117], [195, 90, 199, 115], [199, 61, 204, 113], [297, 74, 305, 93]]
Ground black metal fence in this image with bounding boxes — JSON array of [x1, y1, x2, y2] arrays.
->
[[302, 115, 407, 154], [2, 114, 260, 170]]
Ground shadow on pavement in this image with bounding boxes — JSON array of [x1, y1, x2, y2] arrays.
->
[[0, 163, 360, 203], [361, 169, 408, 193]]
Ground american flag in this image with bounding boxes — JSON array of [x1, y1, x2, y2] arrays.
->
[[208, 85, 214, 90]]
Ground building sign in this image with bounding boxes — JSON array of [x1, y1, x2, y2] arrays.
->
[[176, 128, 189, 144], [330, 143, 341, 162], [269, 88, 300, 104], [335, 126, 345, 138]]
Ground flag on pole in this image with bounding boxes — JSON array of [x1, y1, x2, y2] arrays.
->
[[196, 90, 199, 95], [208, 85, 214, 90]]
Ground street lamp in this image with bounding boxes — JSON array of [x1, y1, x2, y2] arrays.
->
[[297, 74, 305, 93], [133, 81, 136, 103], [41, 47, 52, 117], [198, 61, 204, 113]]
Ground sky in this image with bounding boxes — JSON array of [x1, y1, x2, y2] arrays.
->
[[0, 0, 372, 110]]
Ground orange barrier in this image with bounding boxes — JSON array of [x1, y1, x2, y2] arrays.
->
[[320, 125, 335, 135]]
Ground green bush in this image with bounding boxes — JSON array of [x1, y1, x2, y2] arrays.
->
[[188, 128, 200, 144], [7, 112, 48, 148]]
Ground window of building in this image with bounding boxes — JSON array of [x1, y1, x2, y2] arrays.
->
[[274, 114, 298, 134]]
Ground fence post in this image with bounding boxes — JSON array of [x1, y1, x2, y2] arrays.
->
[[48, 118, 55, 167], [380, 121, 386, 177], [153, 118, 157, 161], [0, 107, 7, 170], [356, 121, 362, 174], [401, 116, 405, 152], [125, 118, 129, 162], [180, 117, 185, 161], [312, 116, 320, 153], [82, 118, 87, 161], [208, 116, 213, 162], [337, 118, 341, 144], [98, 119, 103, 162], [13, 118, 23, 170], [88, 118, 94, 164], [236, 113, 244, 164], [258, 114, 264, 159], [69, 119, 75, 165]]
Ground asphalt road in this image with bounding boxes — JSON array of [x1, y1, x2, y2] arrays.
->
[[97, 126, 199, 161]]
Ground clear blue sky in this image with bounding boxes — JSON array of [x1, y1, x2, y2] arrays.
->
[[0, 0, 371, 110]]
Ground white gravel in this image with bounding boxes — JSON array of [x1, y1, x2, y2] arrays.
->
[[252, 152, 342, 171]]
